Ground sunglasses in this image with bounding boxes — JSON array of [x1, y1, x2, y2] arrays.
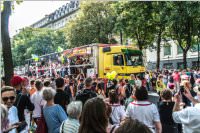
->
[[2, 96, 15, 102]]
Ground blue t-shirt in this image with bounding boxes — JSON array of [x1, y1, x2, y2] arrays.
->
[[43, 104, 67, 133]]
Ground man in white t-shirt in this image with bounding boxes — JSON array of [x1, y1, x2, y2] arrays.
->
[[30, 80, 46, 125], [126, 86, 162, 133], [135, 75, 142, 87], [173, 88, 200, 133]]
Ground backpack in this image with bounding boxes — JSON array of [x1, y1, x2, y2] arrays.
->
[[35, 106, 48, 133], [125, 84, 133, 98], [76, 89, 96, 105], [64, 85, 72, 97]]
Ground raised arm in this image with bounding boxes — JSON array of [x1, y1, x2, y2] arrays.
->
[[183, 88, 199, 105]]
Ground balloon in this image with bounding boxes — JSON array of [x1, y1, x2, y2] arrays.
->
[[106, 72, 111, 79], [111, 71, 117, 77], [106, 71, 117, 80], [34, 57, 39, 62], [109, 71, 117, 80], [110, 74, 115, 80]]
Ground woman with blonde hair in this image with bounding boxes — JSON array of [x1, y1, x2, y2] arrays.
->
[[156, 75, 166, 93]]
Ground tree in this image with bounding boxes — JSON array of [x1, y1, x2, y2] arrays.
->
[[1, 1, 13, 85], [64, 1, 116, 47], [12, 27, 67, 66], [169, 1, 200, 69], [151, 2, 172, 70], [113, 3, 127, 45], [115, 1, 156, 50]]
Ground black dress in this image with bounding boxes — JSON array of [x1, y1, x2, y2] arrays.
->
[[158, 101, 178, 133]]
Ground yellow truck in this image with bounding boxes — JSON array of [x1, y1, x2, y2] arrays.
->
[[63, 43, 145, 79]]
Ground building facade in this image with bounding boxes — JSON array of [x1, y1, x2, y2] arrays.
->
[[31, 1, 79, 30], [146, 40, 199, 70]]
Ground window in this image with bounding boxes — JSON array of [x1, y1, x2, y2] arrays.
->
[[113, 55, 124, 66], [164, 45, 171, 56], [177, 62, 184, 69], [163, 63, 173, 69], [192, 61, 199, 67], [177, 45, 183, 54], [190, 43, 199, 52], [125, 54, 143, 66]]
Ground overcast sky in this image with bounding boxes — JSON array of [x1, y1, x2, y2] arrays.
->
[[9, 1, 68, 37]]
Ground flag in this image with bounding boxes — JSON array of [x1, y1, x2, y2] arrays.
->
[[31, 54, 39, 62]]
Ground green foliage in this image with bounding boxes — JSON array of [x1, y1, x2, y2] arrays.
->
[[11, 1, 200, 69], [12, 27, 67, 66], [115, 1, 156, 50], [1, 1, 23, 12], [151, 2, 172, 39], [64, 1, 116, 47], [169, 1, 200, 50], [168, 1, 200, 68]]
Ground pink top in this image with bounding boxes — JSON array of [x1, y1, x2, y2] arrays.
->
[[173, 73, 180, 82]]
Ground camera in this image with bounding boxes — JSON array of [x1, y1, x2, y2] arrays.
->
[[179, 86, 185, 94]]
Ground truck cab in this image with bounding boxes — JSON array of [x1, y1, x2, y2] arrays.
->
[[98, 45, 145, 79]]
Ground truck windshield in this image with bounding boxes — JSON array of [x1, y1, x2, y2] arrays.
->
[[125, 54, 143, 66]]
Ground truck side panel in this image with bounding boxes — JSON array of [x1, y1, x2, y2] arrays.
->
[[98, 47, 104, 78]]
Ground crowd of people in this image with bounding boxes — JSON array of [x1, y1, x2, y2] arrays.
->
[[1, 68, 200, 133], [27, 56, 92, 78]]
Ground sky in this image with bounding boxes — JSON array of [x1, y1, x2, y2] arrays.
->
[[9, 1, 68, 37]]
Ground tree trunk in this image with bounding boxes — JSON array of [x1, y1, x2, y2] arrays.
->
[[120, 30, 123, 45], [156, 31, 162, 71], [138, 42, 143, 51], [1, 1, 14, 85], [183, 50, 187, 69]]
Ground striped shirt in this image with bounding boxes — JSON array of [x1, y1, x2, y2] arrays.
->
[[61, 117, 80, 133]]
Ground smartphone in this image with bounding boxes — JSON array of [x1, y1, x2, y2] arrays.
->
[[179, 86, 185, 95], [17, 121, 27, 132]]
